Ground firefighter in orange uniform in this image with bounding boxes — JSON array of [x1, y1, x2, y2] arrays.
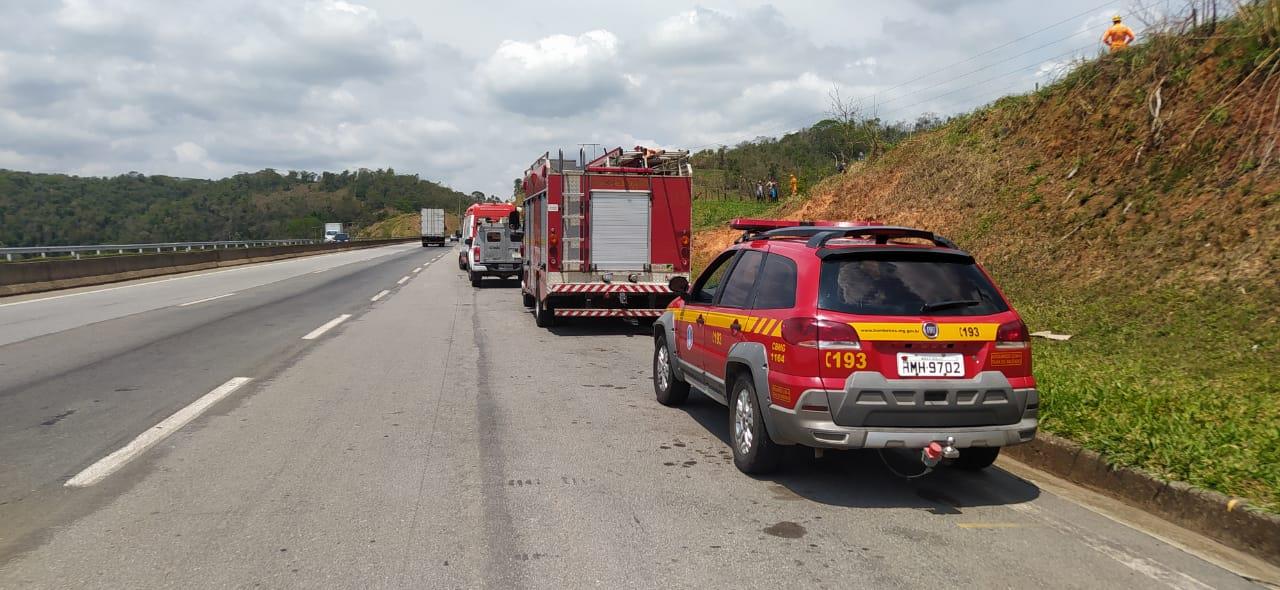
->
[[789, 174, 798, 197], [1102, 15, 1135, 53]]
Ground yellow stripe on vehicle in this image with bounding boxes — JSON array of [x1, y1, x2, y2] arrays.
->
[[851, 322, 999, 342]]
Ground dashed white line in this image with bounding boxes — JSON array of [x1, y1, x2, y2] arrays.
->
[[66, 377, 253, 487], [178, 293, 235, 307], [397, 276, 410, 285], [371, 289, 390, 302], [302, 314, 352, 340], [413, 267, 423, 273]]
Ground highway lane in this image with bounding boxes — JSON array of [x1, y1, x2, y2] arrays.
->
[[0, 242, 449, 558], [0, 243, 425, 347], [0, 250, 1273, 588]]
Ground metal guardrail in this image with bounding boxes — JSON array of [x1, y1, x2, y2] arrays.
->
[[0, 239, 321, 262]]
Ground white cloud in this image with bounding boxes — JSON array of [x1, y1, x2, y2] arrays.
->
[[0, 0, 1124, 196], [477, 30, 628, 117], [172, 141, 208, 164]]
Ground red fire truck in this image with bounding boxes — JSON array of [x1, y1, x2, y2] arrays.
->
[[520, 146, 693, 327]]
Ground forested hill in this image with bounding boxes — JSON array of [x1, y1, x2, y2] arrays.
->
[[0, 168, 476, 246]]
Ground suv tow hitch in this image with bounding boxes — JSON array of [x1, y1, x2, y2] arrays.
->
[[921, 436, 960, 468]]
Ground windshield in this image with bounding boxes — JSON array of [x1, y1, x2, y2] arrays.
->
[[819, 253, 1008, 316]]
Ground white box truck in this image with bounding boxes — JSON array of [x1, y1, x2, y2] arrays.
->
[[323, 223, 343, 242], [420, 208, 446, 247]]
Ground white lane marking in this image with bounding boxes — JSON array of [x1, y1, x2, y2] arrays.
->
[[302, 314, 352, 340], [310, 268, 331, 274], [413, 267, 422, 273], [397, 276, 410, 285], [66, 377, 253, 487], [0, 243, 417, 308], [370, 289, 390, 302], [177, 293, 235, 307], [1007, 503, 1214, 589]]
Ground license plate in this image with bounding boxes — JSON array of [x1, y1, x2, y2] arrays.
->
[[896, 353, 964, 377]]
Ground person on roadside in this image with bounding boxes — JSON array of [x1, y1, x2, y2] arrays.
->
[[1102, 15, 1135, 53], [768, 179, 778, 202], [755, 180, 764, 202], [789, 174, 798, 197]]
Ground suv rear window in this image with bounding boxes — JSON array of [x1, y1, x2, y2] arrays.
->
[[818, 254, 1008, 316], [486, 231, 502, 242]]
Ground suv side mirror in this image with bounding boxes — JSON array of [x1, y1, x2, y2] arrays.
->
[[667, 276, 690, 298], [464, 238, 473, 246]]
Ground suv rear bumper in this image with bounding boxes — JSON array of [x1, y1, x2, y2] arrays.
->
[[766, 383, 1039, 450], [471, 263, 521, 275]]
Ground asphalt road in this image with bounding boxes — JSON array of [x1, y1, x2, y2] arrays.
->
[[0, 244, 1272, 589]]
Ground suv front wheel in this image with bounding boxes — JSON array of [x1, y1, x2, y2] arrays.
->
[[729, 374, 781, 474], [653, 335, 689, 406]]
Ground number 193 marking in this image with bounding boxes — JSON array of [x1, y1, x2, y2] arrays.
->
[[824, 351, 867, 370]]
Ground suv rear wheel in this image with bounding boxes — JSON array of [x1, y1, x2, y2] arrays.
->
[[652, 335, 689, 406], [952, 447, 1000, 470], [729, 375, 781, 474]]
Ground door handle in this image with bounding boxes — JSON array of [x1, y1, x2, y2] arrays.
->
[[730, 319, 741, 333], [696, 315, 705, 325]]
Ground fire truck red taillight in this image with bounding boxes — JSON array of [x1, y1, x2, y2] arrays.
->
[[549, 232, 559, 246], [781, 318, 861, 349]]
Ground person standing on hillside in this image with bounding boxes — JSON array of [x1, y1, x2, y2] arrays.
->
[[1102, 15, 1135, 52], [789, 174, 798, 197], [768, 179, 779, 202], [754, 180, 764, 201]]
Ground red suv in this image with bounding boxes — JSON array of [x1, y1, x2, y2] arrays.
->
[[653, 219, 1037, 474]]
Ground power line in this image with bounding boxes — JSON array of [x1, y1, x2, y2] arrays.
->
[[685, 2, 1124, 153], [869, 0, 1120, 101], [876, 42, 1099, 121]]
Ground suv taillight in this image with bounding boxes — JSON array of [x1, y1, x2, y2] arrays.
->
[[781, 318, 861, 349], [472, 246, 480, 259], [996, 319, 1029, 349]]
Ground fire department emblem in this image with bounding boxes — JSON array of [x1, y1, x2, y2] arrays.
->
[[685, 324, 694, 350], [922, 321, 939, 339]]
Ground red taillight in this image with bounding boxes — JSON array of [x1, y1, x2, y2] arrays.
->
[[549, 232, 559, 246], [996, 319, 1029, 349], [472, 247, 480, 259], [780, 318, 861, 349]]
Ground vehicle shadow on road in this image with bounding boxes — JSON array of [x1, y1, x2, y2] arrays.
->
[[677, 394, 1041, 513], [473, 278, 522, 289], [544, 319, 653, 338]]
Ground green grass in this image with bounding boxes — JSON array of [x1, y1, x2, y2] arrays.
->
[[692, 198, 782, 231], [1008, 282, 1280, 512]]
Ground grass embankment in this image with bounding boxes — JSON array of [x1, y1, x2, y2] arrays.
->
[[693, 3, 1280, 511], [356, 211, 460, 239]]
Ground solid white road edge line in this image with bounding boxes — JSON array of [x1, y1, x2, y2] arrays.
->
[[65, 377, 253, 487], [177, 293, 235, 307], [370, 289, 390, 302], [397, 276, 410, 285], [302, 314, 352, 340], [0, 243, 416, 308]]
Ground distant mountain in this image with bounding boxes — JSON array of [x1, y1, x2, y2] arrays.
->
[[0, 168, 478, 246]]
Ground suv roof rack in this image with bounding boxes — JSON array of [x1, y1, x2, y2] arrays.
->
[[755, 225, 960, 250]]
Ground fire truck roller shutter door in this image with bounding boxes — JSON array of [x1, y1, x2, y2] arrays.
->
[[590, 191, 651, 271]]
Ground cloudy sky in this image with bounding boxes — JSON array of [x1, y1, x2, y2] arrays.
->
[[0, 0, 1155, 195]]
